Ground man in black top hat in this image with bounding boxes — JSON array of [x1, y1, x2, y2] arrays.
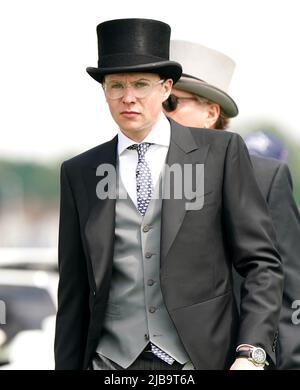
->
[[54, 18, 283, 370]]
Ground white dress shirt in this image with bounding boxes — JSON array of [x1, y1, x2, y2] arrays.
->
[[117, 114, 170, 208]]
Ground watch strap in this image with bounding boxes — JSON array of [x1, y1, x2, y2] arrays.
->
[[236, 350, 252, 359]]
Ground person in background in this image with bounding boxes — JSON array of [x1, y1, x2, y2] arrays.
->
[[164, 39, 300, 369], [244, 131, 288, 162]]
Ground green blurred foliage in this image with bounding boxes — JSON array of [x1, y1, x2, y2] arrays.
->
[[0, 160, 60, 204]]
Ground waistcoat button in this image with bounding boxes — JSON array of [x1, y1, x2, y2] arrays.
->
[[149, 306, 156, 313], [145, 252, 153, 259], [147, 279, 155, 286], [143, 225, 150, 233]]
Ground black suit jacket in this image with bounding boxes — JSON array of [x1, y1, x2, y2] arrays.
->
[[233, 156, 300, 369], [54, 120, 283, 369]]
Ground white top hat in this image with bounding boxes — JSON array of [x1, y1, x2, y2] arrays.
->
[[170, 40, 238, 117]]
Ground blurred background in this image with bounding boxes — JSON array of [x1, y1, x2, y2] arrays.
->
[[0, 0, 300, 369]]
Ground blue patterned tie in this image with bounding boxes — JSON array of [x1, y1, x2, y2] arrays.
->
[[150, 343, 175, 365], [128, 142, 154, 216]]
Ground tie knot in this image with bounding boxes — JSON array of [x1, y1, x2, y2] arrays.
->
[[128, 142, 152, 160]]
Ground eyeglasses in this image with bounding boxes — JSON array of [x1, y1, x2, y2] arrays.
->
[[103, 79, 165, 100], [163, 94, 204, 112]]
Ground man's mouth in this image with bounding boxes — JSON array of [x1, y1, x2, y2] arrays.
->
[[120, 111, 140, 118]]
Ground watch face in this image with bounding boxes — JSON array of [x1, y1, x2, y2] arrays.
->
[[252, 348, 266, 364]]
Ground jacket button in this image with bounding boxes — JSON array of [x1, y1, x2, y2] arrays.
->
[[143, 225, 150, 233], [145, 252, 153, 259], [149, 306, 156, 313], [147, 279, 155, 286], [93, 291, 96, 296]]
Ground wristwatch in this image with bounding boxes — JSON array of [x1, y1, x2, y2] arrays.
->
[[236, 346, 269, 367]]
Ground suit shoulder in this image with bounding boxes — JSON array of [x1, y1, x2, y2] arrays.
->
[[61, 136, 118, 170], [188, 126, 243, 146], [250, 156, 292, 197], [250, 155, 288, 177]]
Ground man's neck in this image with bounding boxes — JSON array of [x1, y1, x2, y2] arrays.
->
[[120, 127, 153, 143]]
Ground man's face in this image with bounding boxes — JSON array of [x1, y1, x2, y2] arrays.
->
[[103, 72, 172, 141], [164, 88, 219, 128]]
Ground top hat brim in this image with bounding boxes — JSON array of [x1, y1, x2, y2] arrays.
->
[[174, 76, 238, 118], [86, 61, 182, 84]]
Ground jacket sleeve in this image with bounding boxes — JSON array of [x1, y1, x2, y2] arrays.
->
[[267, 163, 300, 369], [223, 133, 284, 365], [54, 162, 90, 369]]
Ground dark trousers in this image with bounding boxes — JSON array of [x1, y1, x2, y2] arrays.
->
[[91, 350, 185, 370]]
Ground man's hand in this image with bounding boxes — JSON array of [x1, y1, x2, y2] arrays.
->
[[230, 358, 264, 370]]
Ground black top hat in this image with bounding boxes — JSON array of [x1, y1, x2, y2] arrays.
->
[[86, 18, 182, 83]]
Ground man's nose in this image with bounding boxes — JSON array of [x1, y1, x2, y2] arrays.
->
[[122, 86, 137, 103]]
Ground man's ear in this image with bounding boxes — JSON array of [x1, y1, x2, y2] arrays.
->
[[206, 103, 221, 128], [163, 79, 173, 100]]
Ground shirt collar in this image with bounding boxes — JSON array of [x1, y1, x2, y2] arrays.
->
[[117, 113, 170, 156]]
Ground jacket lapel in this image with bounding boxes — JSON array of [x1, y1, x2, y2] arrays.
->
[[161, 120, 210, 262], [83, 121, 210, 287], [84, 136, 118, 291]]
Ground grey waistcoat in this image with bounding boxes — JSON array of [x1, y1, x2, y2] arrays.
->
[[96, 175, 189, 368]]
